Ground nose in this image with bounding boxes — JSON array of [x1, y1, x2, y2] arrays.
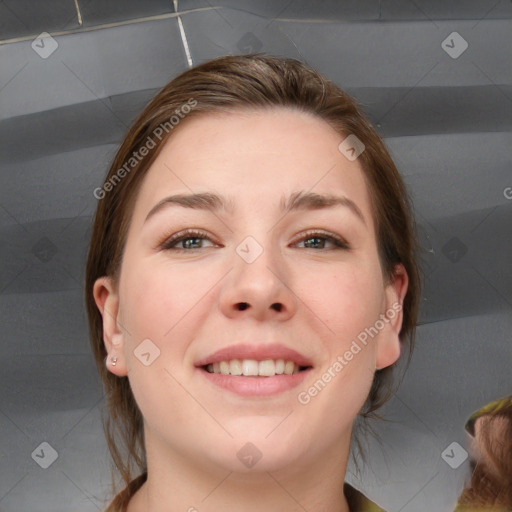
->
[[218, 238, 298, 322]]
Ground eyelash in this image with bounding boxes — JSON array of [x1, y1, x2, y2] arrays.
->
[[159, 229, 350, 251], [159, 229, 217, 251], [295, 230, 350, 250]]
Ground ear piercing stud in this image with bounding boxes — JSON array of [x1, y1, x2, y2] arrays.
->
[[110, 356, 118, 366]]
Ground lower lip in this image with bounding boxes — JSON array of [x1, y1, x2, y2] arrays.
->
[[198, 367, 312, 397]]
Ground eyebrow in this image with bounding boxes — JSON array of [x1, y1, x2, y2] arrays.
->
[[144, 190, 366, 225], [283, 190, 366, 225]]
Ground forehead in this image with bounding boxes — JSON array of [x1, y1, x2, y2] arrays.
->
[[131, 107, 374, 226]]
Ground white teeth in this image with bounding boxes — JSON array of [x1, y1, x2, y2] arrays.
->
[[258, 359, 275, 377], [205, 358, 303, 376], [229, 359, 242, 376], [219, 361, 230, 375], [242, 359, 259, 376]]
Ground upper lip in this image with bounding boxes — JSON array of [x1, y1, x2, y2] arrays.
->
[[195, 343, 314, 368]]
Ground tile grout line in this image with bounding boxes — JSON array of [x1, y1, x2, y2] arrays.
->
[[73, 0, 83, 26], [175, 0, 193, 68]]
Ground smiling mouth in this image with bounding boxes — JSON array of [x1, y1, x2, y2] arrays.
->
[[202, 359, 312, 377]]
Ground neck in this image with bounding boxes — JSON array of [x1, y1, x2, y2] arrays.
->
[[127, 433, 352, 512]]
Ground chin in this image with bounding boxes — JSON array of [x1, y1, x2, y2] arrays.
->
[[210, 449, 303, 476], [206, 429, 308, 474]]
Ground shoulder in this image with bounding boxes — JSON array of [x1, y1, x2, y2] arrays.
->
[[344, 482, 386, 512]]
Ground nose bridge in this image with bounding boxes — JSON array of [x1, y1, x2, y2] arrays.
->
[[219, 233, 297, 320], [237, 234, 279, 289]]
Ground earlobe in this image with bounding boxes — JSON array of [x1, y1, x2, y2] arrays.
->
[[93, 276, 128, 376], [375, 264, 409, 370]]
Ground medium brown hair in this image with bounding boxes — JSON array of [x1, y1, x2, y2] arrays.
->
[[85, 53, 421, 510], [457, 397, 512, 509]]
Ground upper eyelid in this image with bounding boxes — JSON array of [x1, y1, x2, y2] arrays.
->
[[159, 229, 216, 248], [291, 229, 346, 241], [293, 231, 350, 249]]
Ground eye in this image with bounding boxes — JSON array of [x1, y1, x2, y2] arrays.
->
[[159, 229, 219, 251], [293, 230, 350, 250], [158, 229, 349, 251]]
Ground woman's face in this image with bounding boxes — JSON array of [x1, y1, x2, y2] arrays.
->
[[95, 107, 407, 476]]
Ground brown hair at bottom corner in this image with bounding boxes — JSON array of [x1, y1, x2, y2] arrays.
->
[[85, 53, 422, 510], [457, 400, 512, 509]]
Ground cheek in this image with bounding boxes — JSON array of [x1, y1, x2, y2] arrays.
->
[[117, 260, 208, 426], [120, 257, 210, 344], [296, 263, 384, 346], [293, 264, 382, 413], [118, 256, 224, 402]]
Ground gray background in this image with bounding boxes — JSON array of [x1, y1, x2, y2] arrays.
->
[[1, 1, 511, 511]]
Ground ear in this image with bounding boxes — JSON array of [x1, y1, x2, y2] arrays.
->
[[375, 264, 409, 370], [93, 276, 128, 376]]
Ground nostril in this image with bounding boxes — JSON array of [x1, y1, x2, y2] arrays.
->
[[235, 302, 283, 312]]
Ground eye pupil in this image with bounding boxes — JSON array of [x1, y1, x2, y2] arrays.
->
[[184, 237, 201, 249], [305, 237, 324, 249]]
